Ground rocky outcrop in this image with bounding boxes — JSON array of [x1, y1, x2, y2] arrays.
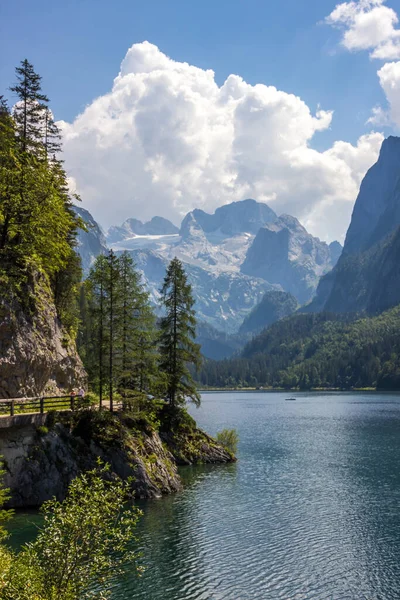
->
[[0, 273, 86, 399], [161, 429, 234, 466], [0, 412, 180, 507], [0, 409, 234, 508]]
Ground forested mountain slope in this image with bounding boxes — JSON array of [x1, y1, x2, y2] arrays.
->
[[197, 306, 400, 390]]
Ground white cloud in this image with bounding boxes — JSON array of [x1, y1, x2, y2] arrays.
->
[[325, 2, 400, 127], [325, 0, 400, 59], [376, 61, 400, 125], [367, 104, 391, 125], [59, 41, 383, 242]]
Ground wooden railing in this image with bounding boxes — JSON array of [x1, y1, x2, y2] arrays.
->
[[0, 395, 161, 418], [0, 395, 76, 417]]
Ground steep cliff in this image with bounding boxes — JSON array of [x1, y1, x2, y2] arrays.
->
[[0, 272, 86, 399], [311, 136, 400, 314], [241, 214, 340, 304]]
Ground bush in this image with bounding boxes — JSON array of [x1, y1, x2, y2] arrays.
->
[[158, 404, 197, 433], [36, 426, 49, 437], [1, 461, 142, 599], [216, 429, 239, 454]]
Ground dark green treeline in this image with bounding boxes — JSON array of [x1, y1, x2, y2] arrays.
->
[[196, 307, 400, 391]]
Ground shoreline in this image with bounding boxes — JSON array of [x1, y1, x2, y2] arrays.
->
[[198, 387, 400, 393]]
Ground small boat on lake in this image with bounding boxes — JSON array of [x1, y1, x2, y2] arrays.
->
[[285, 397, 296, 401]]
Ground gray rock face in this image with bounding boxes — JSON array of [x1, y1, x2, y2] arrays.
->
[[107, 216, 179, 243], [0, 416, 181, 507], [131, 248, 275, 333], [241, 214, 340, 304], [181, 199, 277, 236], [311, 136, 400, 314], [239, 290, 298, 335], [74, 206, 107, 274], [344, 136, 400, 255], [0, 273, 86, 399], [0, 411, 234, 508]]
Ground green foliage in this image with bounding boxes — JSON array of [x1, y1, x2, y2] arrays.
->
[[158, 404, 197, 434], [80, 251, 160, 405], [216, 429, 239, 454], [36, 426, 49, 437], [0, 461, 13, 544], [197, 305, 400, 390], [1, 462, 142, 600], [0, 61, 82, 335], [159, 258, 202, 408]]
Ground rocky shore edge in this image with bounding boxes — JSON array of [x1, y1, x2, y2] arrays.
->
[[1, 408, 235, 508]]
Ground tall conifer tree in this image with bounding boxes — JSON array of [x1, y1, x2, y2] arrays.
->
[[10, 59, 48, 154], [159, 258, 201, 408], [117, 252, 159, 399], [83, 251, 159, 407]]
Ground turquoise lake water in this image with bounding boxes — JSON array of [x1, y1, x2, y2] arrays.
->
[[8, 391, 400, 599]]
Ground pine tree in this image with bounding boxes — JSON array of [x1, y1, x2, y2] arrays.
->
[[1, 61, 80, 296], [159, 258, 201, 408], [43, 106, 62, 158], [106, 250, 120, 412], [117, 252, 159, 401], [10, 59, 48, 154], [85, 254, 109, 406], [83, 252, 159, 408], [0, 98, 20, 254]]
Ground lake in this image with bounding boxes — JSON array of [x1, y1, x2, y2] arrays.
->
[[8, 391, 400, 599]]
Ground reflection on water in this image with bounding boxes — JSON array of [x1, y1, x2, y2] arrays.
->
[[8, 392, 400, 599]]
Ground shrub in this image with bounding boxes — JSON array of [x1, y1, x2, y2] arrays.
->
[[216, 429, 239, 454], [36, 426, 49, 437]]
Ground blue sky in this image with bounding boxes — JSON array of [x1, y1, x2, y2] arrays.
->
[[0, 0, 389, 148], [1, 0, 399, 240]]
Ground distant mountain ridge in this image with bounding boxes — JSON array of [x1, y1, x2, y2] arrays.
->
[[181, 199, 277, 236], [108, 216, 179, 243], [75, 199, 342, 336], [73, 206, 107, 274]]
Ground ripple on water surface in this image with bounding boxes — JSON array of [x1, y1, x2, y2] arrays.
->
[[11, 392, 400, 599]]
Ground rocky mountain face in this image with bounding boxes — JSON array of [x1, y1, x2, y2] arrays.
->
[[239, 291, 298, 336], [241, 214, 340, 304], [182, 199, 277, 236], [107, 216, 179, 244], [195, 322, 243, 360], [344, 136, 400, 255], [311, 136, 400, 314], [74, 206, 107, 275], [0, 273, 86, 399], [75, 199, 341, 338], [129, 248, 274, 333]]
